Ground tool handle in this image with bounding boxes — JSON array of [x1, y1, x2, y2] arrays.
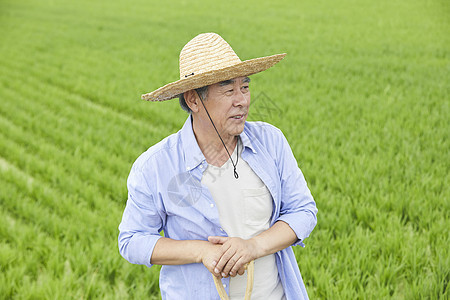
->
[[213, 260, 254, 300]]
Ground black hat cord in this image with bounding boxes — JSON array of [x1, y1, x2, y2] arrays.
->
[[196, 91, 239, 179]]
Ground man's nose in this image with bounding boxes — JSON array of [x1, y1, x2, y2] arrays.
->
[[233, 89, 248, 106]]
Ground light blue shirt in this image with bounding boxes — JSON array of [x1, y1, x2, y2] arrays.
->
[[118, 116, 318, 299]]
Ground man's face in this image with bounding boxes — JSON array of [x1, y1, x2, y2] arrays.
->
[[199, 76, 251, 139]]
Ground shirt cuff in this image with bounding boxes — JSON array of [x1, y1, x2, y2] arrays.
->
[[119, 232, 163, 268], [276, 212, 316, 247]]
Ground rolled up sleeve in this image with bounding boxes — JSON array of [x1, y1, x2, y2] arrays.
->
[[274, 130, 318, 247], [118, 164, 164, 268]]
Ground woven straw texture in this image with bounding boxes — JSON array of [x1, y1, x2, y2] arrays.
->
[[142, 33, 286, 102]]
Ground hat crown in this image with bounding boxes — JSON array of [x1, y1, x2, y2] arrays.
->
[[179, 33, 242, 79]]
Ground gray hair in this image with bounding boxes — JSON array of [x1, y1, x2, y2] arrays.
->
[[178, 86, 209, 113]]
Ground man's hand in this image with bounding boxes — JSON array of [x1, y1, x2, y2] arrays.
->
[[208, 236, 262, 278], [151, 222, 297, 278], [198, 242, 225, 277]]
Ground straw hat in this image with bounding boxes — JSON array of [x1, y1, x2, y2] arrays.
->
[[141, 33, 286, 102]]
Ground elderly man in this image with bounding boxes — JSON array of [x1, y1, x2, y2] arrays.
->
[[118, 33, 317, 299]]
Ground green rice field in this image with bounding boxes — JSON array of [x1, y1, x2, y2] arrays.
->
[[0, 0, 448, 299]]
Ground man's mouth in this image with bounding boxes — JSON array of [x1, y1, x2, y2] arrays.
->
[[230, 113, 246, 120]]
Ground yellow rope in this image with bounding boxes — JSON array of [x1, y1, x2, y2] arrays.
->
[[213, 260, 254, 300]]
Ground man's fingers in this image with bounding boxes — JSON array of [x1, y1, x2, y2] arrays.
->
[[237, 266, 246, 276], [222, 254, 239, 276], [225, 256, 246, 277], [211, 237, 258, 277], [214, 247, 236, 276], [200, 243, 227, 277]]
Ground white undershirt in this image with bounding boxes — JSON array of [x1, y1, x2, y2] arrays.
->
[[201, 139, 285, 300]]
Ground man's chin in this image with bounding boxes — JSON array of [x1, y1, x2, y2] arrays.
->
[[231, 124, 246, 136], [222, 119, 246, 137]]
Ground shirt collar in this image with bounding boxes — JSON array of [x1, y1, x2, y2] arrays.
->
[[180, 115, 206, 171], [240, 125, 257, 154], [180, 115, 257, 171]]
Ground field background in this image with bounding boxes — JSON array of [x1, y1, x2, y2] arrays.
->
[[0, 0, 448, 299]]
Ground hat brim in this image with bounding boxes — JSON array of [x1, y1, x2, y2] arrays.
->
[[141, 53, 286, 102]]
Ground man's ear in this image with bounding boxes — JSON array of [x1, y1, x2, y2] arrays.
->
[[184, 90, 199, 113]]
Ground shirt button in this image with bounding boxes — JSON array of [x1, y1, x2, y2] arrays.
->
[[199, 165, 203, 169], [223, 284, 227, 288], [210, 203, 214, 208]]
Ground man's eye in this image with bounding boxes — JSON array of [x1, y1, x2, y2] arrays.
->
[[227, 89, 233, 93]]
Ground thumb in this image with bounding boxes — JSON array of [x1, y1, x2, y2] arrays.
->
[[208, 236, 228, 244]]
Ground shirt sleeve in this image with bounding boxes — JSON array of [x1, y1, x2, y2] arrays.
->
[[118, 163, 165, 268], [274, 129, 318, 247]]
